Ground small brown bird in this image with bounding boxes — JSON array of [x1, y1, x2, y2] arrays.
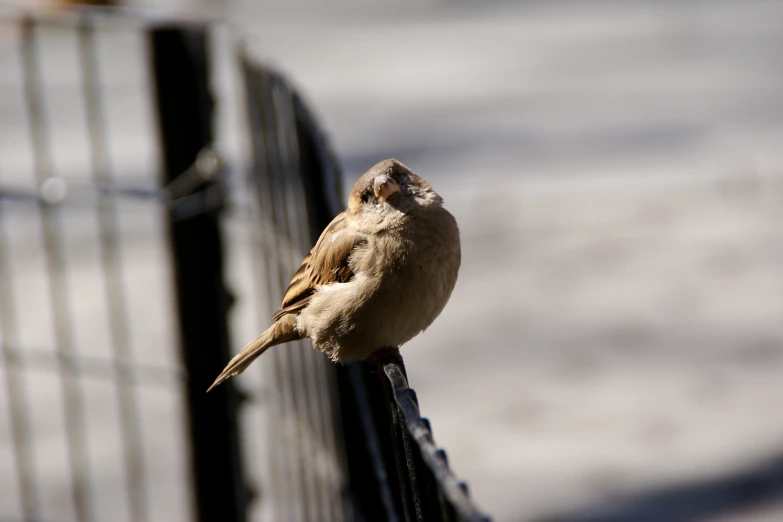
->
[[208, 159, 461, 391]]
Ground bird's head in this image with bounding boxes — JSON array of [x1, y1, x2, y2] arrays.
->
[[348, 159, 441, 216]]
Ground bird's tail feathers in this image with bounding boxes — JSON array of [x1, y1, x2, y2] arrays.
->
[[207, 315, 299, 392]]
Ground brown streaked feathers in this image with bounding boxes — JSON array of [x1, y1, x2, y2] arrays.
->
[[271, 215, 365, 321], [207, 214, 365, 392], [208, 158, 461, 392]]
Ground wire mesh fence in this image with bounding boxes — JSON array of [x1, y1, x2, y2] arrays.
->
[[1, 11, 191, 522], [240, 47, 489, 522], [240, 43, 349, 522], [1, 7, 487, 522]]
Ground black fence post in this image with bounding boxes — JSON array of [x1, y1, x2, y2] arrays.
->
[[149, 26, 249, 522]]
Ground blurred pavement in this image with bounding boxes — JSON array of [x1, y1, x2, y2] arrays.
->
[[1, 1, 782, 521], [226, 1, 783, 520]]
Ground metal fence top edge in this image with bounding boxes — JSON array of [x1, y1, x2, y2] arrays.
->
[[383, 362, 492, 522]]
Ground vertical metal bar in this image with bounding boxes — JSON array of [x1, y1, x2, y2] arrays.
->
[[241, 56, 291, 521], [281, 85, 344, 522], [273, 78, 329, 522], [20, 16, 94, 522], [77, 16, 148, 522], [265, 77, 312, 522], [312, 352, 344, 521], [333, 360, 410, 520], [399, 410, 424, 522], [386, 384, 415, 522], [317, 360, 348, 522], [0, 193, 41, 520], [258, 69, 305, 522], [148, 26, 248, 522], [291, 90, 351, 522], [347, 367, 400, 522]]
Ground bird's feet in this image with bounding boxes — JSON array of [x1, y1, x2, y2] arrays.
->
[[365, 346, 404, 377]]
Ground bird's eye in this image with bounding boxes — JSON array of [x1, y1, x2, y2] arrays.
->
[[361, 190, 373, 203]]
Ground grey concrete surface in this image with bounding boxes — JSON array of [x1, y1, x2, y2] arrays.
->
[[229, 2, 783, 520], [1, 1, 782, 521]]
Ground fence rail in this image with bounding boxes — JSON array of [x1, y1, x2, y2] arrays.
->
[[385, 363, 488, 522], [239, 51, 490, 522], [0, 9, 488, 522]]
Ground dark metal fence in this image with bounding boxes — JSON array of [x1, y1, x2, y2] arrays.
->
[[0, 8, 488, 522], [1, 11, 192, 522], [240, 52, 489, 522], [150, 26, 250, 522], [240, 40, 349, 522]]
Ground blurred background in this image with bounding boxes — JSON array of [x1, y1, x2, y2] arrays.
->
[[1, 0, 782, 521]]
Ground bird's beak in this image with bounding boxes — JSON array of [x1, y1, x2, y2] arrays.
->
[[373, 175, 400, 203]]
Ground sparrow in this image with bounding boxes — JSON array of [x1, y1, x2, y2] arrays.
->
[[208, 158, 461, 392]]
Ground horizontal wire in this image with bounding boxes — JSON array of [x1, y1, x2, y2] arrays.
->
[[0, 147, 226, 218], [0, 344, 185, 388]]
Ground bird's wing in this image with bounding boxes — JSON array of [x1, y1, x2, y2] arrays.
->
[[271, 212, 366, 321]]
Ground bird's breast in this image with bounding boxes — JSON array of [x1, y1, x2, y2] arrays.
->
[[300, 206, 460, 362]]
